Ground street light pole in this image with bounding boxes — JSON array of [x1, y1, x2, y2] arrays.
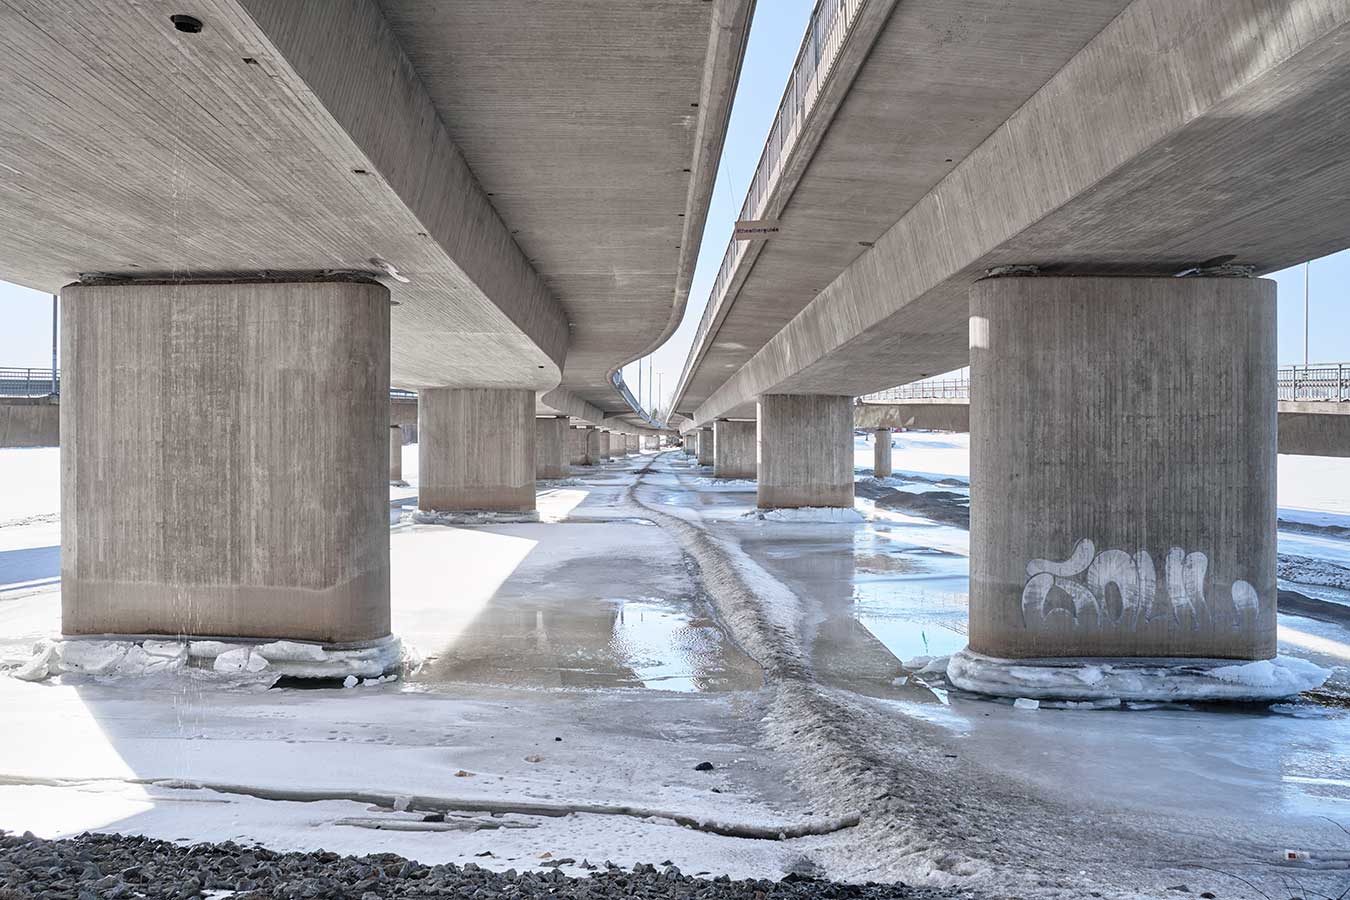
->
[[50, 294, 57, 395], [1304, 260, 1310, 367]]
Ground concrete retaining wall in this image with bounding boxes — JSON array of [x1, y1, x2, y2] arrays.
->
[[0, 396, 59, 448]]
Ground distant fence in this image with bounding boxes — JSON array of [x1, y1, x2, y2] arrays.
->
[[0, 368, 426, 402], [862, 363, 1350, 404]]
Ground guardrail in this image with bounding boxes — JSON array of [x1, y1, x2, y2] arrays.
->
[[673, 0, 871, 411], [861, 363, 1350, 404], [0, 367, 58, 397], [1279, 363, 1350, 401], [611, 369, 663, 429]]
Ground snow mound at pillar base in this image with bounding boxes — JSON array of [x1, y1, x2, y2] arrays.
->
[[947, 648, 1331, 702], [12, 634, 405, 685], [743, 507, 865, 524], [406, 509, 540, 526]]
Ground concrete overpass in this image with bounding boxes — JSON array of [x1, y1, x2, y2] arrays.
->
[[666, 0, 1350, 697], [0, 2, 750, 646]]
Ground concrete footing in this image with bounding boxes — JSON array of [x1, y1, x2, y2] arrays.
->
[[959, 276, 1279, 697], [713, 419, 756, 479], [872, 427, 892, 478], [696, 428, 714, 466], [534, 416, 568, 480], [419, 387, 535, 513], [756, 394, 854, 509], [60, 279, 391, 644]]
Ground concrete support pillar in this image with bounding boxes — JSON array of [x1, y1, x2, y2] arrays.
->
[[756, 395, 853, 509], [419, 388, 535, 513], [713, 419, 756, 479], [390, 425, 404, 483], [626, 433, 639, 455], [952, 276, 1284, 699], [61, 279, 390, 643], [682, 435, 696, 456], [567, 426, 588, 467], [581, 427, 601, 465], [534, 416, 568, 480], [598, 431, 612, 461], [696, 428, 714, 466], [873, 427, 892, 478]]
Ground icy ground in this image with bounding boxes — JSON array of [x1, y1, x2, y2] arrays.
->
[[1, 441, 1350, 899]]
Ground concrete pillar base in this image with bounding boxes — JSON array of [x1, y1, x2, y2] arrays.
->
[[419, 388, 535, 513], [713, 419, 756, 479], [966, 276, 1279, 678], [60, 279, 391, 645], [946, 649, 1328, 703], [757, 394, 853, 509], [408, 509, 541, 526]]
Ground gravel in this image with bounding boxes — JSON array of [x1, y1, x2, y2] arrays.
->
[[0, 830, 966, 900]]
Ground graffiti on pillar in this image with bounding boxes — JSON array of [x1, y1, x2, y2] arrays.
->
[[1020, 539, 1262, 630]]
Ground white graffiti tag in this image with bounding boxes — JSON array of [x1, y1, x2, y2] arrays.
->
[[1021, 539, 1261, 630]]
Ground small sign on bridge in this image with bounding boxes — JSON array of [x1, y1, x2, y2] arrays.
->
[[733, 218, 781, 240]]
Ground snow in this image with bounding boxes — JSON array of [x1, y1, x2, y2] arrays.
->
[[743, 507, 864, 524], [947, 648, 1331, 701], [0, 446, 59, 524]]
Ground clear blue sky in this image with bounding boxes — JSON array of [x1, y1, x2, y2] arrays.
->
[[2, 2, 1347, 385]]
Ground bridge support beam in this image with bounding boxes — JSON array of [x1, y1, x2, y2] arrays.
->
[[390, 425, 404, 483], [696, 428, 714, 466], [948, 276, 1314, 701], [872, 428, 892, 478], [61, 279, 390, 644], [534, 416, 568, 480], [418, 388, 535, 515], [713, 419, 756, 479], [756, 394, 853, 509]]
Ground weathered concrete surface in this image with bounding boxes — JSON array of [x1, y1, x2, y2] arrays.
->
[[855, 400, 970, 433], [969, 277, 1276, 661], [681, 0, 1350, 425], [390, 397, 418, 440], [389, 425, 403, 482], [0, 397, 59, 448], [566, 426, 588, 467], [757, 395, 853, 510], [1278, 401, 1350, 457], [584, 428, 603, 466], [61, 280, 390, 643], [419, 388, 535, 512], [534, 417, 568, 480], [872, 428, 892, 478], [713, 419, 756, 479], [696, 428, 714, 467]]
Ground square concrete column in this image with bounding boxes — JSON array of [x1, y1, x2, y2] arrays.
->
[[713, 419, 756, 479], [61, 279, 390, 644], [696, 428, 714, 466], [390, 425, 404, 482], [581, 427, 601, 465], [626, 433, 639, 455], [682, 435, 696, 456], [534, 416, 568, 480], [567, 426, 588, 466], [756, 395, 854, 509], [419, 388, 535, 513], [598, 431, 612, 461], [951, 276, 1282, 699], [872, 428, 892, 478]]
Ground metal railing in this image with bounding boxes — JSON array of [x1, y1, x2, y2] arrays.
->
[[860, 363, 1350, 404], [674, 0, 871, 406], [0, 367, 59, 397], [1279, 363, 1350, 401], [612, 369, 663, 428]]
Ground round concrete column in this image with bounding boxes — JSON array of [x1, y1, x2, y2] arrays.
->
[[953, 276, 1282, 698], [756, 394, 854, 509], [872, 428, 892, 478], [61, 279, 390, 644], [418, 388, 535, 513], [598, 431, 612, 461], [713, 419, 756, 479], [389, 425, 404, 483]]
